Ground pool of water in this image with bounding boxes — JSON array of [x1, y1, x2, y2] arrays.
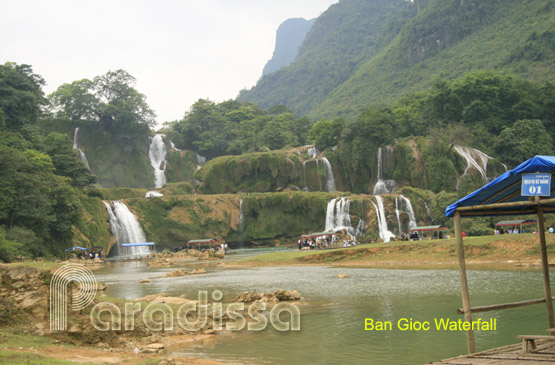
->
[[93, 253, 554, 364]]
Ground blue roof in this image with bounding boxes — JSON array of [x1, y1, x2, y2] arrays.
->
[[64, 246, 88, 251], [445, 155, 555, 217], [120, 242, 155, 247]]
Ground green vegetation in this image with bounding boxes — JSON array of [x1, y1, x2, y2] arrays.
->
[[167, 99, 310, 159]]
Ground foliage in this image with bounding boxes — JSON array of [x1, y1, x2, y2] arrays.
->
[[43, 132, 96, 187], [0, 226, 22, 263], [494, 119, 553, 166], [48, 69, 156, 131], [170, 99, 309, 159], [309, 119, 344, 150], [0, 62, 46, 130]]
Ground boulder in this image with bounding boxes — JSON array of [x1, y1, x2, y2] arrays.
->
[[190, 267, 206, 275]]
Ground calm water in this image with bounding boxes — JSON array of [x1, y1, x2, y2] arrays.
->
[[94, 252, 554, 364]]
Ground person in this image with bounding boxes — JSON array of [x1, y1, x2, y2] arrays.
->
[[461, 231, 466, 237], [549, 226, 554, 234]]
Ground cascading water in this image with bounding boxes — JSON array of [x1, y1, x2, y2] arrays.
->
[[372, 196, 395, 243], [103, 201, 151, 257], [394, 195, 417, 235], [373, 146, 397, 195], [325, 197, 355, 235], [302, 161, 309, 191], [169, 140, 180, 151], [354, 201, 365, 238], [307, 146, 319, 159], [149, 134, 167, 188], [321, 157, 336, 192], [453, 145, 491, 187], [419, 198, 433, 224], [399, 195, 417, 230], [145, 191, 163, 197], [72, 127, 90, 170], [196, 153, 207, 171], [239, 199, 244, 233]]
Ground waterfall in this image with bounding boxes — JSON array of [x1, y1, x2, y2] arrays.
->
[[354, 201, 365, 238], [321, 157, 336, 192], [169, 140, 180, 151], [399, 195, 417, 229], [453, 145, 491, 186], [373, 146, 397, 195], [302, 161, 309, 191], [307, 146, 320, 159], [395, 196, 402, 235], [419, 198, 433, 224], [72, 127, 90, 170], [149, 134, 167, 188], [145, 190, 163, 197], [196, 153, 207, 171], [325, 197, 354, 235], [239, 199, 244, 233], [372, 196, 395, 243], [103, 201, 151, 257]]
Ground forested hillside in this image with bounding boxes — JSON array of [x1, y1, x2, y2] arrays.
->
[[239, 0, 555, 121], [238, 0, 412, 115]]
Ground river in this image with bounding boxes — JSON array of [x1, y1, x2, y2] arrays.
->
[[93, 250, 553, 364]]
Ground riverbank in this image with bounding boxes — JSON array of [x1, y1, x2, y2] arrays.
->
[[231, 233, 555, 269]]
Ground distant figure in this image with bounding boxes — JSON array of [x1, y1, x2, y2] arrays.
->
[[461, 232, 466, 238], [549, 227, 554, 234]]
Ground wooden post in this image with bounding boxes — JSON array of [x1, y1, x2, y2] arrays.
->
[[454, 211, 476, 354], [538, 207, 555, 331]]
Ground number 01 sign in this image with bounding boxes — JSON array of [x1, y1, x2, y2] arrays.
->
[[521, 173, 551, 197]]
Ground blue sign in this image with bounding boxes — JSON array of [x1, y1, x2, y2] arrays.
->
[[521, 173, 551, 196]]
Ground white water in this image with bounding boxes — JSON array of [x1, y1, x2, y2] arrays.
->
[[302, 161, 309, 191], [72, 127, 90, 170], [307, 146, 319, 159], [399, 195, 417, 230], [196, 153, 207, 171], [169, 140, 180, 151], [354, 201, 365, 238], [103, 201, 151, 257], [149, 134, 167, 188], [373, 146, 396, 195], [145, 191, 163, 198], [321, 157, 336, 192], [239, 199, 244, 233], [372, 196, 395, 243], [395, 196, 402, 235], [453, 145, 491, 186], [325, 198, 354, 235]]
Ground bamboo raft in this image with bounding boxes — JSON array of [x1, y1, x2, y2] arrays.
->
[[430, 339, 555, 364]]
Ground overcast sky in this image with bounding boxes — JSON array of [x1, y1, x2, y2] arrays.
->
[[0, 0, 338, 127]]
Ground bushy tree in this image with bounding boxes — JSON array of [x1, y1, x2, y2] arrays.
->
[[495, 119, 553, 166], [309, 118, 344, 150]]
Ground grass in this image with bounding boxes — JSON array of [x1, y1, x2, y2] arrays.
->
[[5, 261, 63, 271], [0, 329, 76, 364], [237, 233, 555, 266]]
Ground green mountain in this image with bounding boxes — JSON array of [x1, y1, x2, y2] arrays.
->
[[238, 0, 412, 116], [239, 0, 555, 121]]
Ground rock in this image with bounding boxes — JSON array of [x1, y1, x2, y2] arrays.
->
[[140, 279, 152, 283], [190, 267, 206, 275], [164, 269, 187, 278], [202, 329, 216, 335], [274, 289, 301, 301], [337, 274, 349, 279]]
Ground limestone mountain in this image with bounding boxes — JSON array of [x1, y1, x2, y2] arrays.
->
[[262, 18, 315, 76], [239, 0, 555, 121]]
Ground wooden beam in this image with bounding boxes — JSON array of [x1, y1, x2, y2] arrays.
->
[[457, 198, 555, 212], [457, 296, 555, 315], [460, 208, 538, 217], [538, 207, 555, 331], [455, 211, 476, 354]]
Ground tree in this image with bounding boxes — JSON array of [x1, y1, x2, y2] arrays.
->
[[0, 62, 46, 130], [94, 70, 156, 130], [494, 119, 553, 166], [48, 79, 98, 121], [309, 118, 344, 150], [43, 133, 96, 187]]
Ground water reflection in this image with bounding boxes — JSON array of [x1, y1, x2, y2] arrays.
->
[[93, 254, 554, 364]]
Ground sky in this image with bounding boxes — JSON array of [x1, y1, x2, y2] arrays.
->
[[0, 0, 338, 127]]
